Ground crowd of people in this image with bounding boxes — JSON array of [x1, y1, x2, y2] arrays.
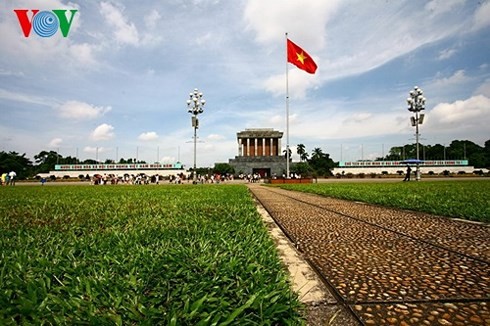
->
[[1, 171, 17, 186], [90, 172, 237, 185], [238, 173, 262, 183]]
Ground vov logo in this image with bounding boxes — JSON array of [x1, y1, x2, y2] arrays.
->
[[14, 9, 78, 38]]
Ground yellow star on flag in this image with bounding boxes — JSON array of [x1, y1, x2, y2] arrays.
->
[[296, 51, 307, 64]]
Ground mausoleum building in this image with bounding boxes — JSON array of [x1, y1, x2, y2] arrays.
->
[[229, 128, 287, 177]]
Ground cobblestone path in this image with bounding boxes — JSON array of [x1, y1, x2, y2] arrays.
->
[[249, 185, 490, 326]]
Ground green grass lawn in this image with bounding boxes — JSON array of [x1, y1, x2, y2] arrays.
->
[[0, 185, 302, 325], [277, 179, 490, 222]]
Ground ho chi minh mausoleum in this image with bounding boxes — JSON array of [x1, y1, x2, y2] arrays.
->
[[228, 128, 287, 177]]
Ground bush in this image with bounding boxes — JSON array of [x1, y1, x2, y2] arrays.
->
[[49, 175, 56, 181], [346, 173, 353, 179], [428, 171, 435, 175], [396, 170, 404, 176], [370, 173, 377, 178], [381, 171, 388, 175], [79, 174, 85, 180], [457, 171, 466, 175], [63, 175, 70, 179], [442, 170, 450, 176], [358, 173, 365, 178]]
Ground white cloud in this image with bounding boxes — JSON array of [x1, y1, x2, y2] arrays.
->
[[473, 1, 490, 30], [0, 88, 55, 107], [428, 95, 490, 130], [91, 123, 115, 141], [58, 101, 111, 120], [48, 138, 63, 148], [431, 70, 470, 88], [100, 2, 140, 46], [288, 110, 406, 141], [144, 9, 161, 29], [343, 113, 373, 124], [264, 69, 320, 98], [437, 48, 456, 60], [69, 43, 98, 66], [160, 156, 176, 163], [244, 0, 340, 48], [424, 0, 465, 17], [138, 131, 159, 141], [207, 134, 225, 141], [83, 146, 109, 153], [0, 69, 24, 77], [474, 79, 490, 97]]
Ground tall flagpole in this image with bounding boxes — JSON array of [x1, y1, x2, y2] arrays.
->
[[285, 32, 290, 178]]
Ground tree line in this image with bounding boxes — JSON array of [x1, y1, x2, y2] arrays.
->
[[1, 139, 489, 179], [292, 139, 490, 177], [0, 150, 149, 180]]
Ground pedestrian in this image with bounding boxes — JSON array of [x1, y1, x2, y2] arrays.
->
[[8, 171, 16, 186], [403, 165, 411, 182]]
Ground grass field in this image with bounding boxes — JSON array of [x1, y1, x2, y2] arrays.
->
[[0, 185, 302, 325], [277, 179, 490, 222]]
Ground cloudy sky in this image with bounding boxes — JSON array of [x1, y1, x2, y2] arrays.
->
[[1, 0, 489, 167]]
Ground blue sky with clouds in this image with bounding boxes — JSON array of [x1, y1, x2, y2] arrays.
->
[[1, 0, 489, 167]]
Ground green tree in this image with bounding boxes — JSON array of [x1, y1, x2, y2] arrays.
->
[[213, 163, 235, 175], [308, 148, 335, 176], [33, 150, 60, 173], [485, 140, 490, 168], [291, 161, 313, 177], [296, 144, 308, 162], [0, 151, 33, 179], [424, 144, 446, 160]]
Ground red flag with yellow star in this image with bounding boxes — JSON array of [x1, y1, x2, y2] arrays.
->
[[287, 38, 317, 74]]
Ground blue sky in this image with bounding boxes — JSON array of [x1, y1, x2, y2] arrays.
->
[[1, 0, 489, 167]]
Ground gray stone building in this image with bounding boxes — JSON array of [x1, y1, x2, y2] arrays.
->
[[229, 128, 287, 177]]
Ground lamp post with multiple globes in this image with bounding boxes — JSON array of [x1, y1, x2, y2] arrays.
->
[[406, 86, 426, 181], [186, 89, 205, 183]]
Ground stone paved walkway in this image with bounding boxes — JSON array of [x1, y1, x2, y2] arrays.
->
[[249, 184, 490, 326]]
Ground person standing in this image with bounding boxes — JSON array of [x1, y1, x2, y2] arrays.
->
[[8, 170, 17, 186], [403, 165, 411, 182]]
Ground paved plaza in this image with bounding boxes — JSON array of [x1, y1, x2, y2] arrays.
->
[[249, 184, 489, 326]]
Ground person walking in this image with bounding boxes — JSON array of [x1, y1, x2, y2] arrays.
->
[[403, 165, 411, 182]]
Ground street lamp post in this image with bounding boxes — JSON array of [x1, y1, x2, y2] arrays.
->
[[186, 88, 205, 184], [406, 86, 426, 181]]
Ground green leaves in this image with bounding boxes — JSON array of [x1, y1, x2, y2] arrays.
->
[[0, 185, 302, 325]]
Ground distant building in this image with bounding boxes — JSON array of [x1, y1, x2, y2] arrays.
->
[[37, 162, 185, 179], [332, 159, 477, 175], [229, 128, 286, 177]]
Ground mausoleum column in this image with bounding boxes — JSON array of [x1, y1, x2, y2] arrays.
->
[[246, 138, 250, 156]]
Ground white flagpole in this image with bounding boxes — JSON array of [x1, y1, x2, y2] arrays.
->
[[285, 32, 290, 178]]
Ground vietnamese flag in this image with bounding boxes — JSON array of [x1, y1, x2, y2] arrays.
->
[[287, 38, 317, 74]]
